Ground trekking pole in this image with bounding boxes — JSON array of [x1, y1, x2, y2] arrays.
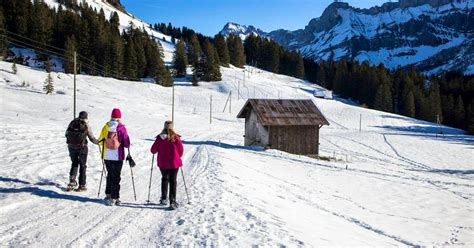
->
[[130, 166, 137, 201], [127, 148, 137, 201], [181, 168, 191, 204], [146, 154, 155, 203], [97, 141, 107, 198]]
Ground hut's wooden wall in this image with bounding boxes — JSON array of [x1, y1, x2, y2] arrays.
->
[[244, 110, 269, 146], [268, 126, 319, 155]]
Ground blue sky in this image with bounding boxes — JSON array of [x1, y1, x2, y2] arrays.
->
[[121, 0, 389, 36]]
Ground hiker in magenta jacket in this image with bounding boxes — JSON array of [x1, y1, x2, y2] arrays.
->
[[150, 120, 184, 209], [99, 108, 130, 205]]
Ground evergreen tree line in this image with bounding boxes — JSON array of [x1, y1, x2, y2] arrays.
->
[[244, 34, 304, 79], [304, 59, 474, 134], [1, 0, 172, 85]]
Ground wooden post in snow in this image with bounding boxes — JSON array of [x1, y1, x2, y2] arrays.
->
[[73, 51, 76, 118], [172, 82, 175, 122], [210, 94, 213, 124]]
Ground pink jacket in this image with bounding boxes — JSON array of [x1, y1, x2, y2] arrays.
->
[[150, 133, 184, 170]]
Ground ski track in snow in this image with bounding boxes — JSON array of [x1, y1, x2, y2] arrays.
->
[[1, 62, 473, 246]]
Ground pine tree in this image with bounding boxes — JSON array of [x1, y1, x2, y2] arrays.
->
[[12, 62, 17, 74], [0, 7, 7, 57], [155, 62, 173, 87], [109, 35, 125, 78], [124, 39, 138, 80], [44, 59, 52, 73], [373, 83, 393, 112], [63, 36, 77, 74], [317, 61, 326, 87], [244, 34, 260, 65], [442, 94, 455, 126], [214, 34, 230, 67], [332, 60, 348, 97], [399, 75, 415, 116], [428, 81, 443, 123], [30, 1, 53, 46], [191, 71, 199, 86], [294, 53, 305, 79], [260, 41, 279, 72], [200, 39, 221, 82], [227, 35, 245, 68], [43, 72, 54, 94], [403, 91, 416, 118], [187, 34, 202, 66], [173, 40, 188, 77], [453, 96, 465, 127], [465, 101, 474, 134]]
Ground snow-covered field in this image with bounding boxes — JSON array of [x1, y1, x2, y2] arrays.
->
[[0, 61, 473, 246]]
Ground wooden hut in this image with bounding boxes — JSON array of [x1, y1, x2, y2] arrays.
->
[[237, 99, 329, 155]]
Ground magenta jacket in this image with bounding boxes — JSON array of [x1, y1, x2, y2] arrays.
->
[[150, 133, 184, 170]]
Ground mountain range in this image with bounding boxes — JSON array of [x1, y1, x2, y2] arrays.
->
[[220, 0, 474, 75]]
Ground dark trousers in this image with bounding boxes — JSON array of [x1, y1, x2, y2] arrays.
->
[[160, 169, 179, 203], [105, 160, 123, 199], [68, 146, 88, 186]]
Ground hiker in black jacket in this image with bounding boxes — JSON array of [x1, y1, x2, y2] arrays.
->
[[65, 111, 99, 191]]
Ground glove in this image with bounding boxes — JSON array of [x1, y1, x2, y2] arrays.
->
[[126, 154, 136, 167]]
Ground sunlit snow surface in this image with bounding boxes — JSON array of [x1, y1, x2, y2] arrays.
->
[[0, 61, 473, 246]]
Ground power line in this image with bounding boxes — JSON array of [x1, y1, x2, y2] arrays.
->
[[1, 28, 108, 71], [1, 29, 125, 78], [2, 33, 126, 79], [0, 29, 117, 74], [5, 37, 114, 77]]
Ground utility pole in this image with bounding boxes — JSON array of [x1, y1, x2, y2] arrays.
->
[[172, 82, 175, 122], [238, 80, 240, 100], [73, 51, 77, 118]]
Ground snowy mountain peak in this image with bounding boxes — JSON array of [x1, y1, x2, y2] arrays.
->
[[219, 22, 268, 40], [219, 0, 474, 75]]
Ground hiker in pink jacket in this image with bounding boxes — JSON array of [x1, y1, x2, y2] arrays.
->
[[150, 120, 184, 209]]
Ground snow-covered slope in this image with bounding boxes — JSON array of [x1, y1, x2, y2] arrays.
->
[[0, 62, 473, 246], [220, 0, 474, 75], [43, 0, 175, 63]]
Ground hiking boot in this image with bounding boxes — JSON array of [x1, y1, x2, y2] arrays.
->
[[169, 201, 179, 210], [159, 198, 168, 206], [75, 185, 87, 192], [66, 180, 78, 191], [105, 198, 113, 206], [67, 179, 78, 188], [112, 198, 121, 206]]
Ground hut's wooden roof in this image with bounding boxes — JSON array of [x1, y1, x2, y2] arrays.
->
[[237, 99, 330, 126]]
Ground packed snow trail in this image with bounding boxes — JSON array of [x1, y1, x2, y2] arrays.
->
[[0, 62, 473, 246]]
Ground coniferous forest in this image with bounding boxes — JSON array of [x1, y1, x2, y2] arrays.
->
[[0, 0, 171, 84], [1, 1, 473, 133]]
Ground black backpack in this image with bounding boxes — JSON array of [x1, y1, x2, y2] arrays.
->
[[66, 119, 88, 146]]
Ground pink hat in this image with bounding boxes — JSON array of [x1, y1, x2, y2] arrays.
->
[[111, 108, 121, 119]]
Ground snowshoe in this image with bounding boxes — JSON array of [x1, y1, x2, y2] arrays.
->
[[65, 180, 78, 192], [159, 199, 168, 206], [113, 199, 121, 206], [169, 202, 179, 210], [75, 185, 87, 192], [105, 199, 113, 206], [106, 198, 121, 206]]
